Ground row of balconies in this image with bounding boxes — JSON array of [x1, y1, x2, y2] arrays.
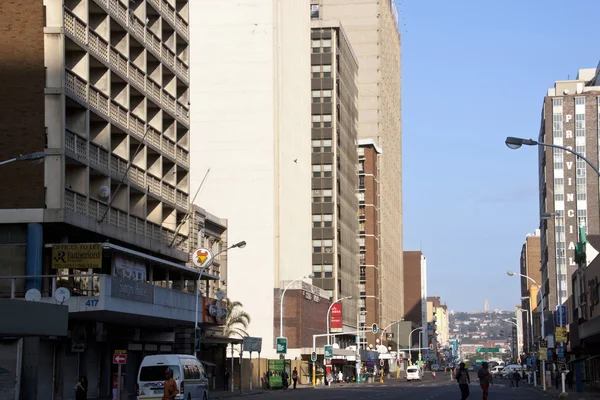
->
[[64, 188, 189, 252], [65, 130, 189, 210], [65, 7, 189, 89], [89, 0, 188, 41], [65, 70, 189, 168]]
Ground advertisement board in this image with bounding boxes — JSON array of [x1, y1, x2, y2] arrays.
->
[[330, 303, 343, 332]]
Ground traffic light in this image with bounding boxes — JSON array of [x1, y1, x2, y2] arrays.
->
[[372, 323, 378, 334], [311, 351, 317, 362]]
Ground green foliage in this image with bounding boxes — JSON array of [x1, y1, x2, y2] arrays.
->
[[223, 298, 251, 339]]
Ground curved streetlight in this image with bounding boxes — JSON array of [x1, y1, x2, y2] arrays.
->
[[507, 269, 546, 391], [408, 327, 423, 365], [326, 296, 353, 345], [0, 151, 46, 167], [505, 136, 600, 176], [194, 240, 247, 354], [280, 274, 315, 338]]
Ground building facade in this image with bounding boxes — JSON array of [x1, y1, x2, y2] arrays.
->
[[538, 67, 600, 336], [0, 1, 239, 398], [316, 0, 404, 331], [403, 251, 428, 352], [358, 140, 382, 348], [310, 21, 360, 335], [436, 304, 450, 348], [189, 0, 312, 357], [519, 230, 541, 350]]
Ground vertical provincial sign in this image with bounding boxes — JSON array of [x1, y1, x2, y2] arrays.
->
[[330, 303, 343, 332]]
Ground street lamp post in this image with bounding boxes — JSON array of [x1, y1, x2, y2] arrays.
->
[[193, 241, 247, 355], [379, 319, 404, 378], [507, 270, 546, 390], [279, 274, 315, 338], [327, 296, 353, 345], [521, 296, 534, 355], [408, 327, 423, 365], [505, 136, 600, 176], [0, 152, 46, 167]]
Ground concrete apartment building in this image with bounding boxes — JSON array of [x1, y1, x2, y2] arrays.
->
[[189, 0, 312, 357], [310, 21, 360, 339], [358, 139, 381, 347], [538, 67, 600, 336], [0, 0, 236, 398], [403, 251, 428, 352], [519, 230, 541, 350], [315, 0, 404, 331]]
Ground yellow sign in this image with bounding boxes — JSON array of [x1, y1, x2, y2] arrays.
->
[[115, 349, 126, 354], [538, 350, 548, 361], [52, 243, 102, 269], [556, 327, 568, 342]]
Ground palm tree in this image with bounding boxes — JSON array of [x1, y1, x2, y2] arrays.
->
[[223, 298, 251, 338]]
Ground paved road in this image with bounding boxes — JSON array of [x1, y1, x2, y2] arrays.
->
[[216, 376, 554, 400]]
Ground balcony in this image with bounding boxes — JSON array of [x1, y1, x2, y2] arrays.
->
[[0, 273, 211, 325], [64, 69, 190, 169], [64, 188, 189, 253]]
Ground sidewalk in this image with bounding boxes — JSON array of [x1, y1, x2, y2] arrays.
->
[[211, 384, 312, 399], [528, 382, 600, 399]]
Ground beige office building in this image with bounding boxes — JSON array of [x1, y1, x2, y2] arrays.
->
[[189, 1, 312, 357], [314, 0, 404, 330]]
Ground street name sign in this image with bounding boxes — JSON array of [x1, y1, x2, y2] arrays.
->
[[276, 337, 287, 354], [324, 345, 334, 359]]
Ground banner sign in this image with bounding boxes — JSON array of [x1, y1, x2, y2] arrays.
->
[[330, 303, 343, 332]]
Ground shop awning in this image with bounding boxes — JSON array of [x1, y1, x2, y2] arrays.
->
[[46, 242, 219, 281]]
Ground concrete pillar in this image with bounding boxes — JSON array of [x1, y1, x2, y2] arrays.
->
[[26, 223, 43, 291]]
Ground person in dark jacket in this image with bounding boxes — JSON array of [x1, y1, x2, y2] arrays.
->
[[75, 376, 88, 400]]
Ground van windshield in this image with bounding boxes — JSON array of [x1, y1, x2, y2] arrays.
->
[[407, 368, 417, 372], [140, 366, 181, 381]]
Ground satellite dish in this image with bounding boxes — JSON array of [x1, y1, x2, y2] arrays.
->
[[55, 287, 71, 304], [25, 288, 41, 302], [99, 186, 110, 200], [216, 290, 226, 301]]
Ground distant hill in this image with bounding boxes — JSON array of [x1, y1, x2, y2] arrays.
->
[[449, 310, 517, 344]]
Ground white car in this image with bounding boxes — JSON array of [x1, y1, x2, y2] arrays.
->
[[137, 354, 209, 400], [491, 366, 504, 376], [406, 366, 423, 381]]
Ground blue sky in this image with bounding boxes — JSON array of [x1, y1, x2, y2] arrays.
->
[[399, 0, 600, 312]]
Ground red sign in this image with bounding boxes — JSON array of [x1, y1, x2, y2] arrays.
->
[[113, 353, 127, 364], [330, 303, 343, 331]]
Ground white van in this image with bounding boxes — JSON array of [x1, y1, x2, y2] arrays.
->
[[501, 364, 523, 378], [406, 366, 423, 381], [137, 355, 209, 400]]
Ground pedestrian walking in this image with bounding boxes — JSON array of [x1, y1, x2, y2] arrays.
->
[[162, 368, 179, 400], [432, 370, 436, 380], [455, 362, 470, 400], [509, 371, 514, 387], [292, 367, 299, 389], [282, 370, 289, 389], [337, 370, 343, 384], [75, 376, 88, 400], [224, 368, 229, 391], [514, 371, 521, 387], [477, 362, 493, 400], [567, 370, 574, 390]]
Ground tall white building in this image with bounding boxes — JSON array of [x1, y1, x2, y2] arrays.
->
[[189, 0, 312, 356]]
